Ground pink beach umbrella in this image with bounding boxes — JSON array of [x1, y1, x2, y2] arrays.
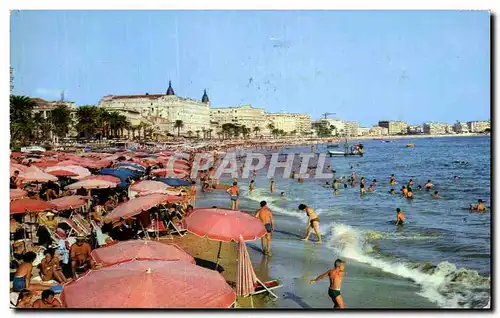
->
[[236, 235, 259, 297], [104, 193, 182, 222], [46, 169, 79, 177], [49, 195, 88, 211], [46, 165, 91, 180], [81, 175, 121, 184], [151, 168, 189, 177], [10, 198, 57, 214], [10, 189, 28, 201], [61, 260, 236, 308], [130, 180, 170, 194], [66, 179, 117, 190], [18, 171, 58, 183], [91, 240, 195, 267]]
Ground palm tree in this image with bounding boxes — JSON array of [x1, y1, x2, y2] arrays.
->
[[201, 127, 206, 139], [221, 123, 233, 139], [50, 105, 72, 140], [187, 130, 193, 138], [174, 120, 184, 137], [196, 130, 201, 139], [32, 112, 44, 142], [267, 123, 275, 138], [10, 95, 36, 147], [253, 126, 261, 138], [271, 128, 279, 139], [76, 105, 100, 139]]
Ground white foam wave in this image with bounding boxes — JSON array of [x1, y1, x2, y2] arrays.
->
[[326, 223, 490, 308], [243, 188, 308, 221]]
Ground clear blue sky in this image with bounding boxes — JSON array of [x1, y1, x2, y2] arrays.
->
[[11, 10, 490, 126]]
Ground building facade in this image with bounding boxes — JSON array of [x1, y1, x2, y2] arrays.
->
[[369, 126, 389, 136], [344, 121, 359, 137], [407, 125, 424, 134], [267, 113, 311, 135], [453, 122, 470, 134], [467, 120, 490, 133], [378, 120, 408, 135], [423, 122, 447, 135], [210, 105, 267, 136], [357, 127, 370, 136], [98, 82, 211, 136]]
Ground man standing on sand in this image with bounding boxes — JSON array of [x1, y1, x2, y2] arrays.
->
[[298, 204, 322, 243], [255, 201, 274, 256], [310, 259, 346, 308], [226, 181, 240, 210]]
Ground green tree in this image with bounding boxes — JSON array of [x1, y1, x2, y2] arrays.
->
[[187, 130, 193, 138], [76, 105, 100, 139], [253, 126, 261, 138], [10, 95, 35, 147], [51, 105, 72, 139]]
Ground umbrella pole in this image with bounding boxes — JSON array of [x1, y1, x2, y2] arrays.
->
[[215, 241, 222, 270]]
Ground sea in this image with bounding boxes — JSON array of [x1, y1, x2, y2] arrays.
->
[[196, 136, 491, 309]]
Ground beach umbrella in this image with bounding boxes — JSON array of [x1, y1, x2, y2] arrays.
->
[[46, 165, 91, 180], [236, 235, 258, 297], [104, 193, 182, 222], [18, 171, 58, 183], [78, 159, 112, 169], [91, 240, 195, 267], [46, 169, 79, 177], [99, 168, 139, 181], [49, 195, 88, 211], [66, 179, 117, 190], [116, 162, 146, 171], [185, 208, 266, 269], [60, 260, 236, 308], [151, 168, 189, 178], [10, 189, 28, 201], [10, 198, 57, 214], [130, 180, 170, 194], [81, 175, 121, 184], [155, 177, 191, 187]]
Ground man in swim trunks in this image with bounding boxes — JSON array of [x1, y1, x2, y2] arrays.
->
[[389, 174, 396, 186], [389, 188, 396, 195], [396, 208, 405, 225], [70, 236, 94, 279], [310, 259, 346, 308], [298, 204, 322, 243], [226, 181, 240, 210], [270, 180, 275, 193], [432, 191, 440, 198], [401, 185, 408, 197], [255, 201, 274, 256]]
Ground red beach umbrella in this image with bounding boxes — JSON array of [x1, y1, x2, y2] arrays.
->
[[10, 189, 28, 201], [66, 179, 117, 190], [236, 235, 259, 297], [185, 208, 266, 243], [104, 193, 183, 222], [10, 198, 57, 214], [61, 260, 236, 308], [47, 169, 79, 177], [91, 240, 195, 267], [151, 168, 189, 177], [49, 195, 88, 211]]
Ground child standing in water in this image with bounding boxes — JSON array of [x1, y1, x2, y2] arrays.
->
[[249, 180, 255, 193]]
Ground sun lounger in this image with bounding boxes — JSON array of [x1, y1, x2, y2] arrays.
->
[[251, 279, 282, 297], [58, 217, 89, 237], [71, 214, 92, 234]]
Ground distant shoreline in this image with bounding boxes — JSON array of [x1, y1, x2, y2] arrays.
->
[[350, 133, 488, 142]]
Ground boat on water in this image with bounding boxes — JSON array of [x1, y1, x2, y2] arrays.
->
[[406, 144, 415, 148], [382, 140, 391, 143], [326, 143, 340, 148], [328, 139, 364, 157]]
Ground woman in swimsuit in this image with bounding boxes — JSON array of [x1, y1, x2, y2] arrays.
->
[[298, 204, 322, 243]]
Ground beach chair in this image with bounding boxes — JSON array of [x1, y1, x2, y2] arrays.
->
[[58, 217, 89, 237], [165, 214, 187, 237], [71, 214, 92, 235], [250, 279, 282, 297]]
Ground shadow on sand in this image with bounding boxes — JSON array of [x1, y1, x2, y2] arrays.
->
[[283, 292, 312, 308], [194, 257, 225, 273]]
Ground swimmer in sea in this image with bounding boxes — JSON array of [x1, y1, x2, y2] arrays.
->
[[470, 199, 486, 212], [408, 178, 415, 186], [270, 180, 275, 193], [396, 208, 405, 225], [291, 170, 296, 179], [389, 188, 396, 195], [310, 259, 346, 308], [367, 184, 374, 192], [249, 180, 255, 193], [253, 168, 257, 177], [417, 185, 423, 191], [298, 175, 304, 183], [390, 174, 397, 186], [360, 183, 366, 195], [334, 189, 340, 195], [344, 183, 348, 189], [372, 179, 377, 186], [425, 180, 434, 191], [454, 176, 460, 180], [333, 179, 339, 191], [226, 181, 240, 210], [298, 204, 322, 243], [280, 191, 286, 199], [401, 185, 408, 197], [406, 190, 414, 199], [360, 177, 365, 186], [432, 191, 439, 198]]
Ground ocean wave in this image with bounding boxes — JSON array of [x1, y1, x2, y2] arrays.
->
[[326, 223, 490, 308]]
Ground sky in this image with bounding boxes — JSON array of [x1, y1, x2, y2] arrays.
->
[[10, 10, 490, 126]]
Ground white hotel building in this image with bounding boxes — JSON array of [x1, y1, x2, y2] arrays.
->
[[98, 81, 211, 134]]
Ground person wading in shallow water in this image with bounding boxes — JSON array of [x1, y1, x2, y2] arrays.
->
[[226, 181, 240, 210], [298, 204, 322, 243], [255, 201, 274, 256], [310, 259, 346, 308]]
